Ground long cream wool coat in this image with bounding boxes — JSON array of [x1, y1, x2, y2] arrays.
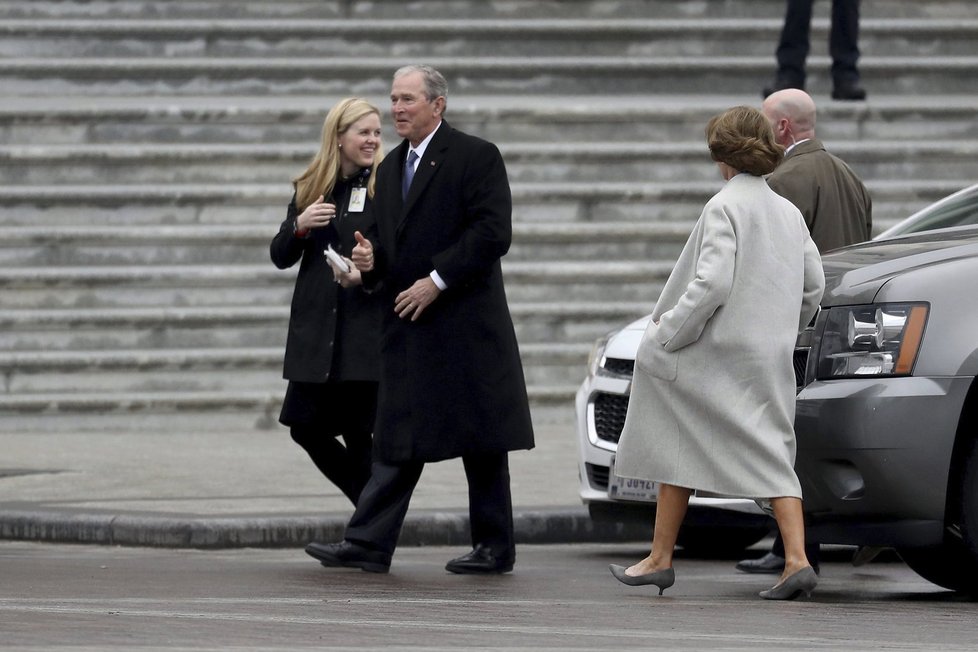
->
[[616, 173, 824, 499]]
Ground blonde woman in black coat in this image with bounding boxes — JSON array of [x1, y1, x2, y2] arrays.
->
[[270, 98, 385, 504]]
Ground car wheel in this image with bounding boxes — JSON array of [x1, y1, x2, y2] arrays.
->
[[677, 524, 770, 557], [957, 429, 978, 561], [899, 432, 978, 594], [897, 544, 978, 593]]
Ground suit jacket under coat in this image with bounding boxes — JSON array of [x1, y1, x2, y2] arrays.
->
[[615, 174, 824, 499], [362, 121, 535, 463], [270, 170, 383, 384], [766, 138, 873, 252]]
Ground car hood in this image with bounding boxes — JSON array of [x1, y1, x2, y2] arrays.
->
[[820, 226, 978, 306], [603, 313, 652, 361]]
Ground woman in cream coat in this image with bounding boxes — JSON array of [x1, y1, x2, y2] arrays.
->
[[610, 106, 825, 600]]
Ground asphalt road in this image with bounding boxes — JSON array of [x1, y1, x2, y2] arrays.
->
[[2, 541, 977, 651]]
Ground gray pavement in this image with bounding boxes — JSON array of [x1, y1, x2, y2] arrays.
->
[[0, 410, 650, 548], [1, 542, 966, 651]]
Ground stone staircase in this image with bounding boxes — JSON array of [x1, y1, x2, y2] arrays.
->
[[2, 0, 977, 432]]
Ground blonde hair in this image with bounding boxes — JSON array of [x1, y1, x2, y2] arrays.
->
[[706, 105, 783, 176], [293, 98, 384, 211]]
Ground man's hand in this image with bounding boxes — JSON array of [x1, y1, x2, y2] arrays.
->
[[351, 231, 374, 271], [395, 277, 441, 321]]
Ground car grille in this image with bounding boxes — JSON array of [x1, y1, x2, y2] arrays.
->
[[602, 357, 635, 376], [593, 391, 630, 444], [586, 463, 610, 490], [793, 348, 809, 390], [594, 350, 809, 444]]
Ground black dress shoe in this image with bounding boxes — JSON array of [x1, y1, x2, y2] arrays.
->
[[762, 75, 804, 98], [305, 540, 391, 574], [445, 544, 514, 574], [735, 551, 785, 574], [832, 79, 867, 101]]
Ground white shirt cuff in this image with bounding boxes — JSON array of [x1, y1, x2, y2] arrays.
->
[[429, 270, 447, 291]]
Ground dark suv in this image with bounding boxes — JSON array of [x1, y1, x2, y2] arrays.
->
[[795, 225, 978, 592]]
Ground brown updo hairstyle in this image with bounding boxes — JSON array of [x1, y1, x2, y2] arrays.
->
[[706, 105, 784, 176]]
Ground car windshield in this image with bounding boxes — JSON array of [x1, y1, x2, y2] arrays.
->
[[883, 185, 978, 237]]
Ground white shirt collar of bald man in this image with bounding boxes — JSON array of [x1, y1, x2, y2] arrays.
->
[[785, 137, 811, 155]]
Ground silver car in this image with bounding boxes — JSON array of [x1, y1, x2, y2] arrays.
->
[[575, 316, 772, 554], [874, 182, 978, 240], [574, 184, 978, 558], [795, 225, 978, 592]]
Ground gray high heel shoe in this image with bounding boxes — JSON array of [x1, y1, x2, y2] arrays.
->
[[609, 564, 676, 595], [759, 565, 818, 600]]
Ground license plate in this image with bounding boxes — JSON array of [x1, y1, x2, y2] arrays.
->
[[608, 455, 657, 502]]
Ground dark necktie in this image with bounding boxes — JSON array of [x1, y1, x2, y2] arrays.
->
[[402, 150, 419, 200]]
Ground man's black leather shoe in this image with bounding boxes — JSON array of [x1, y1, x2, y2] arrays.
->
[[832, 79, 867, 101], [762, 75, 804, 98], [445, 544, 514, 574], [735, 551, 821, 575], [735, 551, 785, 574], [305, 540, 391, 574]]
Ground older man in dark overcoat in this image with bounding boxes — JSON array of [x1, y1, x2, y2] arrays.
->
[[304, 64, 535, 575], [734, 87, 873, 576]]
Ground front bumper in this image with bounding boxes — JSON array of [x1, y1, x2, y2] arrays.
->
[[795, 374, 972, 546], [575, 379, 766, 520]]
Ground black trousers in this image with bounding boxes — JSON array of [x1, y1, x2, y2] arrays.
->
[[284, 381, 377, 505], [775, 0, 861, 84], [770, 531, 822, 568], [344, 451, 514, 558]]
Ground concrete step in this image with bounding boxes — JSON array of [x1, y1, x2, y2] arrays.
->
[[0, 383, 578, 433], [0, 180, 964, 228], [0, 0, 973, 20], [4, 142, 716, 185], [4, 18, 976, 59], [0, 302, 650, 349], [0, 314, 287, 352], [4, 140, 977, 186], [0, 260, 674, 308], [4, 352, 285, 395], [4, 95, 976, 146], [0, 222, 693, 267], [0, 340, 593, 394], [5, 55, 978, 97]]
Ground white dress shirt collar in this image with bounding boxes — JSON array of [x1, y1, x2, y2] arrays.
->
[[407, 120, 442, 167], [785, 137, 811, 155]]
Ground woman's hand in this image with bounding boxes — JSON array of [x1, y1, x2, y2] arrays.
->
[[296, 195, 336, 232], [328, 256, 362, 288]]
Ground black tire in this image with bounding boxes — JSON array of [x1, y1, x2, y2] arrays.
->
[[677, 524, 770, 556], [899, 432, 978, 594], [957, 433, 978, 561], [586, 502, 768, 555], [897, 544, 978, 594]]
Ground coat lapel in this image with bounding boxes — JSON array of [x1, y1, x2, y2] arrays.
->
[[395, 122, 451, 238]]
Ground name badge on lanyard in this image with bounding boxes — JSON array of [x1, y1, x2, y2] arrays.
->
[[349, 187, 367, 213]]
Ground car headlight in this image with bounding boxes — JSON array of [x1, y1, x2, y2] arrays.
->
[[586, 334, 610, 379], [816, 303, 929, 379]]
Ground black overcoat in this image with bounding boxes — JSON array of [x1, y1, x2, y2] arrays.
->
[[270, 170, 383, 384], [363, 121, 535, 463]]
